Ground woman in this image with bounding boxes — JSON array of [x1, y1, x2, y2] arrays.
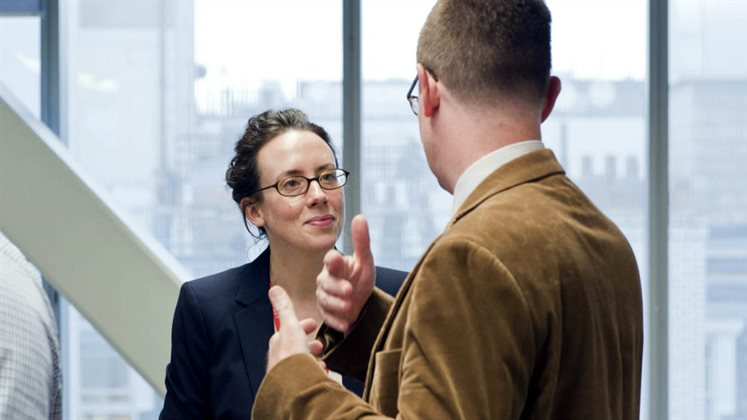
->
[[159, 109, 405, 419]]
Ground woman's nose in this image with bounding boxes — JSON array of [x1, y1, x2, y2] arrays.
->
[[306, 180, 328, 205]]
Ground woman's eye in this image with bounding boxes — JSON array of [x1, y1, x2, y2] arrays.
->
[[282, 179, 301, 188]]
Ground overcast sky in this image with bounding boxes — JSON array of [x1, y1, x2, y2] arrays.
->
[[194, 0, 647, 97]]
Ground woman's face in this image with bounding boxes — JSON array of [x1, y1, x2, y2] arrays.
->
[[246, 129, 344, 255]]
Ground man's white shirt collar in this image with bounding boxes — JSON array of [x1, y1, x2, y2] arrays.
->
[[452, 140, 544, 215]]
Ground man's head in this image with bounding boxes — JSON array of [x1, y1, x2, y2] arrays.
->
[[413, 0, 559, 192], [417, 0, 552, 108]]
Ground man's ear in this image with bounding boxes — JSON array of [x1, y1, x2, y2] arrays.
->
[[541, 76, 561, 122], [241, 197, 265, 229], [417, 63, 440, 118]]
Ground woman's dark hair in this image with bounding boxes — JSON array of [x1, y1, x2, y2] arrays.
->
[[225, 108, 338, 237]]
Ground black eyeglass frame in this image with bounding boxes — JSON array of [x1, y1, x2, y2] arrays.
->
[[406, 76, 419, 115], [250, 168, 350, 197]]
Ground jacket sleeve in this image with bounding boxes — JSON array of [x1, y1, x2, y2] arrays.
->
[[318, 288, 394, 381], [160, 282, 212, 420], [253, 239, 536, 419], [318, 265, 405, 380]]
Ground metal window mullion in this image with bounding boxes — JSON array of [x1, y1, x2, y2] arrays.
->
[[647, 0, 669, 419], [40, 0, 60, 139], [40, 0, 62, 316], [39, 0, 66, 412], [342, 0, 361, 254]]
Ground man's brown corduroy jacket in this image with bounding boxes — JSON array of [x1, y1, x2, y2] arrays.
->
[[252, 149, 643, 419]]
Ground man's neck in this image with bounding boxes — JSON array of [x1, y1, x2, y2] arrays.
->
[[437, 101, 542, 192]]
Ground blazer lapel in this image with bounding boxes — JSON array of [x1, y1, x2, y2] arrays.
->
[[233, 249, 274, 398]]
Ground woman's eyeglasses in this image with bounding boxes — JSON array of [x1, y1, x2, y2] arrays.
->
[[252, 168, 350, 197]]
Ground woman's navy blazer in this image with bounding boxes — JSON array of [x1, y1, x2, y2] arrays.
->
[[159, 248, 406, 419]]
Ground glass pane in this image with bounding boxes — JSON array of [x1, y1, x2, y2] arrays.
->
[[536, 1, 649, 413], [60, 0, 342, 417], [361, 0, 444, 272], [548, 0, 648, 413], [60, 0, 178, 414], [0, 16, 40, 117], [363, 0, 648, 410], [60, 301, 161, 419], [669, 1, 747, 419], [192, 0, 343, 267]]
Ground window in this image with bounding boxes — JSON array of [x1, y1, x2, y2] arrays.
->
[[57, 0, 342, 417], [361, 0, 445, 272], [191, 0, 343, 266], [0, 16, 40, 117], [363, 0, 649, 413], [669, 1, 747, 418], [60, 0, 179, 414], [544, 6, 648, 414]]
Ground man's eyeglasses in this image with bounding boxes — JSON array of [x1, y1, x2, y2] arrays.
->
[[406, 76, 419, 115], [252, 168, 350, 197]]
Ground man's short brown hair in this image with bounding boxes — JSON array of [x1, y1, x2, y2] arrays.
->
[[417, 0, 552, 106]]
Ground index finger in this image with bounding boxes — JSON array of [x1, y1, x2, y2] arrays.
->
[[319, 254, 353, 297], [269, 286, 299, 328], [351, 215, 372, 264], [323, 249, 351, 280]]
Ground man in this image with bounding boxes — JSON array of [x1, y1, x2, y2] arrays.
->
[[254, 0, 643, 418], [0, 232, 62, 420]]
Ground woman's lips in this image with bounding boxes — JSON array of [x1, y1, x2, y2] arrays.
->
[[306, 215, 335, 228]]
